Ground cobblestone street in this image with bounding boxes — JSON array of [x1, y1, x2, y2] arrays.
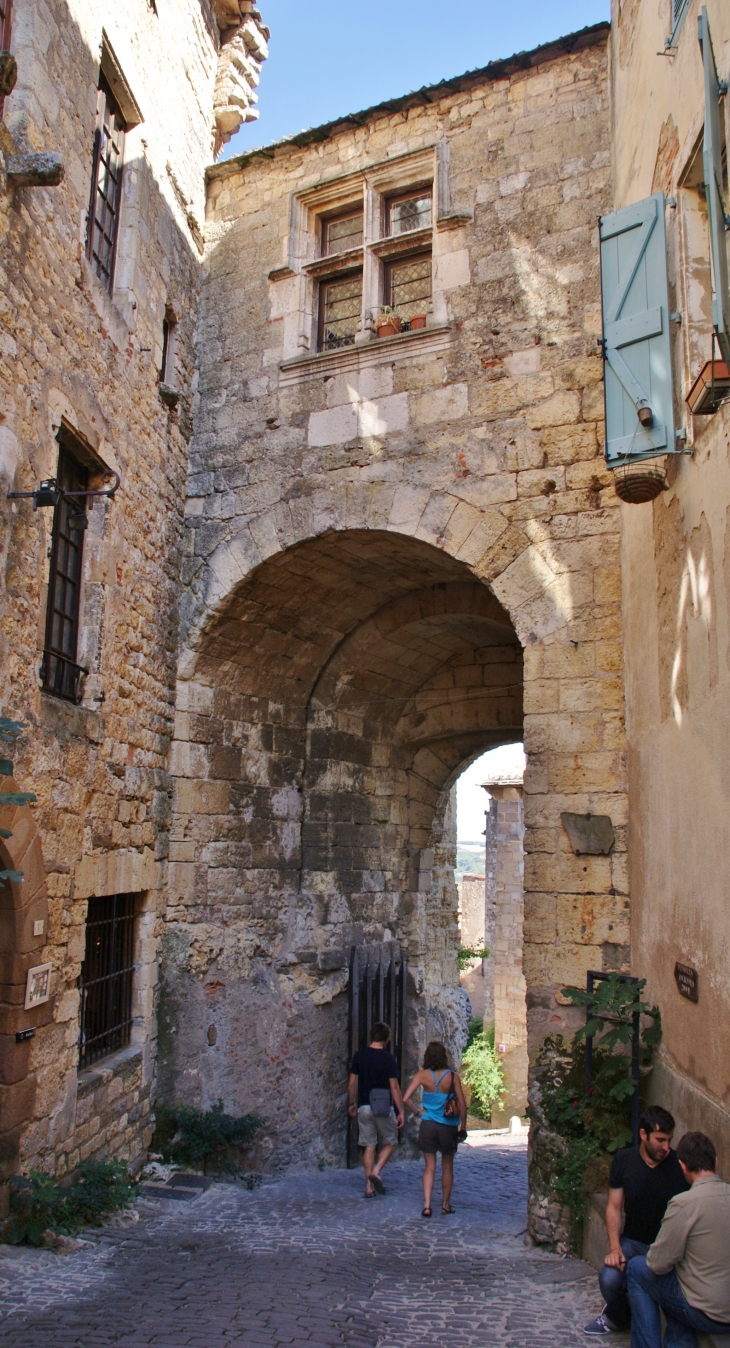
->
[[0, 1134, 607, 1347]]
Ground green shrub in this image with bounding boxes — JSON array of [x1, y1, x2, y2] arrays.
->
[[457, 944, 490, 970], [153, 1100, 261, 1174], [461, 1022, 505, 1119], [5, 1160, 136, 1246]]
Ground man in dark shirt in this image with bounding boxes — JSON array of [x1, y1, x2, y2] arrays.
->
[[585, 1105, 690, 1335], [348, 1021, 405, 1197]]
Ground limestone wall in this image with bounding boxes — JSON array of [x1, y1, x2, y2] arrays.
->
[[0, 0, 239, 1181], [165, 26, 628, 1171], [610, 0, 730, 1167]]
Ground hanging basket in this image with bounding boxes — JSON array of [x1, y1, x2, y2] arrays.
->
[[613, 461, 668, 504]]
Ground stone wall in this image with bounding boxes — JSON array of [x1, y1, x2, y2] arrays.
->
[[164, 24, 628, 1173], [0, 0, 266, 1184], [458, 872, 491, 1022]]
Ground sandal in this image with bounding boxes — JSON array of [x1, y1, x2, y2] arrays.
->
[[441, 1205, 455, 1214], [369, 1174, 386, 1195], [364, 1188, 376, 1198], [421, 1207, 432, 1218]]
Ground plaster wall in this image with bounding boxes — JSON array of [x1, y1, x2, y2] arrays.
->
[[610, 0, 730, 1159]]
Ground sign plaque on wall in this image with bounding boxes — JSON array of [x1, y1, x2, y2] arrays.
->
[[24, 962, 52, 1010], [674, 961, 699, 1003]]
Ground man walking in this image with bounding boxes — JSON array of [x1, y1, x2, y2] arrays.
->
[[585, 1107, 689, 1335], [627, 1131, 730, 1348], [348, 1022, 405, 1197]]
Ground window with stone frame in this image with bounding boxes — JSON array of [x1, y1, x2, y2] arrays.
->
[[78, 893, 136, 1069], [86, 75, 126, 294], [385, 252, 432, 324], [41, 438, 89, 704], [386, 188, 432, 238], [322, 208, 364, 257], [318, 271, 363, 351]]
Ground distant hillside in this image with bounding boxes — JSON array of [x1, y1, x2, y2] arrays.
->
[[455, 842, 485, 882]]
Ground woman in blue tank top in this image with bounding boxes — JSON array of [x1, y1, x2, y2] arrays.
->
[[402, 1041, 467, 1217]]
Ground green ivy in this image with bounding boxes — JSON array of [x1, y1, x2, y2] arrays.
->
[[5, 1160, 136, 1246], [153, 1100, 261, 1174], [535, 975, 662, 1249]]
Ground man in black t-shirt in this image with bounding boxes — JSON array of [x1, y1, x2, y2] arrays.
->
[[584, 1105, 690, 1335], [348, 1022, 405, 1197]]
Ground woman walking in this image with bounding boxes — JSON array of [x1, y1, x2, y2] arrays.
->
[[403, 1041, 467, 1217]]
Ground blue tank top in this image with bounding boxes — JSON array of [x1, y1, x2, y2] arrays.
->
[[421, 1070, 458, 1126]]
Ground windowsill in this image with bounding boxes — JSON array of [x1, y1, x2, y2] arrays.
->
[[303, 246, 363, 279], [279, 322, 454, 386], [369, 226, 432, 259], [77, 1044, 142, 1095]]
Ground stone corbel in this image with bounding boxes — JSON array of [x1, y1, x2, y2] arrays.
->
[[213, 4, 270, 155], [4, 151, 64, 191]]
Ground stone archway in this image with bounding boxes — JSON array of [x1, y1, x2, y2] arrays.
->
[[0, 777, 49, 1212]]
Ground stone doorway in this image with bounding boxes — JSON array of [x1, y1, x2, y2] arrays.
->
[[162, 528, 524, 1167]]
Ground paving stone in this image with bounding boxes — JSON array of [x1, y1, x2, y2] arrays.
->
[[0, 1136, 612, 1347]]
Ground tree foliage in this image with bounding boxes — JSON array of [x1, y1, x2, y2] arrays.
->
[[461, 1017, 505, 1118]]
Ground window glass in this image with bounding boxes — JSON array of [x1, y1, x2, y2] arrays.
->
[[387, 254, 432, 321], [42, 444, 88, 703], [323, 211, 364, 256], [87, 77, 125, 293], [78, 894, 136, 1069], [388, 191, 432, 237], [320, 272, 362, 349]]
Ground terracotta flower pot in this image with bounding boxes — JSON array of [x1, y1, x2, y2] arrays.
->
[[376, 317, 402, 338], [409, 314, 427, 330]]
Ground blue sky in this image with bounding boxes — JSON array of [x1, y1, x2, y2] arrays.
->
[[223, 0, 611, 159]]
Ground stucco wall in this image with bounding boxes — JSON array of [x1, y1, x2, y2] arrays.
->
[[610, 0, 730, 1162]]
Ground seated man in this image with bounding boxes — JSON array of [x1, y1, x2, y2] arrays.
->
[[627, 1131, 730, 1348], [585, 1106, 689, 1335]]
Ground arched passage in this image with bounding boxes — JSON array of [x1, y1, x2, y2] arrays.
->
[[163, 530, 523, 1165]]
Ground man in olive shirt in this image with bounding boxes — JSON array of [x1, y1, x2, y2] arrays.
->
[[585, 1106, 689, 1335], [627, 1131, 730, 1348]]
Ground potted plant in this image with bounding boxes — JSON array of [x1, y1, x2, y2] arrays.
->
[[375, 306, 402, 338], [408, 313, 428, 330]]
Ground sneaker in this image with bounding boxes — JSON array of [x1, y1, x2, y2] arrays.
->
[[584, 1313, 619, 1335]]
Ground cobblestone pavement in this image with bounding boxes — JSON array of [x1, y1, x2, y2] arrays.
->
[[0, 1133, 607, 1347]]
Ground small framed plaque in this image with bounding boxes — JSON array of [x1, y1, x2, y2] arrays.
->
[[674, 961, 699, 1003], [24, 962, 52, 1010]]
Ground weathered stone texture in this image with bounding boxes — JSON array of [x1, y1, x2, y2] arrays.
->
[[163, 29, 626, 1171]]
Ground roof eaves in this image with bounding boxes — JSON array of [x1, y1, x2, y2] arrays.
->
[[207, 20, 610, 181]]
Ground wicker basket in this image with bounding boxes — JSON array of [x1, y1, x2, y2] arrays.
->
[[614, 461, 668, 504]]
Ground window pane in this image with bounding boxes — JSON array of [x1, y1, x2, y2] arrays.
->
[[88, 80, 125, 293], [389, 193, 432, 237], [388, 255, 432, 320], [324, 212, 364, 256], [78, 894, 136, 1069], [321, 273, 362, 349], [43, 443, 88, 702]]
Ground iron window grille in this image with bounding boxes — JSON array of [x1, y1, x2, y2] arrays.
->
[[319, 271, 363, 350], [87, 76, 125, 294], [42, 443, 89, 704], [322, 209, 364, 257], [387, 190, 432, 237], [78, 893, 136, 1069], [386, 253, 432, 322]]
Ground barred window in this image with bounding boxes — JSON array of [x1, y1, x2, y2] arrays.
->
[[42, 442, 88, 704], [386, 253, 432, 322], [319, 272, 363, 350], [87, 77, 125, 293], [79, 894, 136, 1070], [387, 190, 432, 237], [323, 210, 364, 257]]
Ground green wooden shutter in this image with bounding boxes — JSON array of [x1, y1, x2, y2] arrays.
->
[[699, 7, 730, 365], [600, 192, 676, 468]]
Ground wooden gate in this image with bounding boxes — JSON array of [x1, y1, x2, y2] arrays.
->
[[346, 941, 407, 1167]]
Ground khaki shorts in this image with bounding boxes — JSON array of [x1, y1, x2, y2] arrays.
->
[[357, 1104, 398, 1148]]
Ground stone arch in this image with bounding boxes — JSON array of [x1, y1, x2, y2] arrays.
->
[[0, 778, 49, 1210], [166, 519, 627, 1168]]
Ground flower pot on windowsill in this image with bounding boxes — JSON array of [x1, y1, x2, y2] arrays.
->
[[408, 314, 427, 330], [376, 318, 402, 338]]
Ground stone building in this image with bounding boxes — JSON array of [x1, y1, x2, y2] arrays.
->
[[483, 771, 528, 1124], [162, 21, 629, 1170], [608, 0, 730, 1161], [0, 0, 268, 1204]]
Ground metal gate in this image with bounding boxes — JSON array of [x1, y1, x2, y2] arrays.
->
[[346, 941, 407, 1167]]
